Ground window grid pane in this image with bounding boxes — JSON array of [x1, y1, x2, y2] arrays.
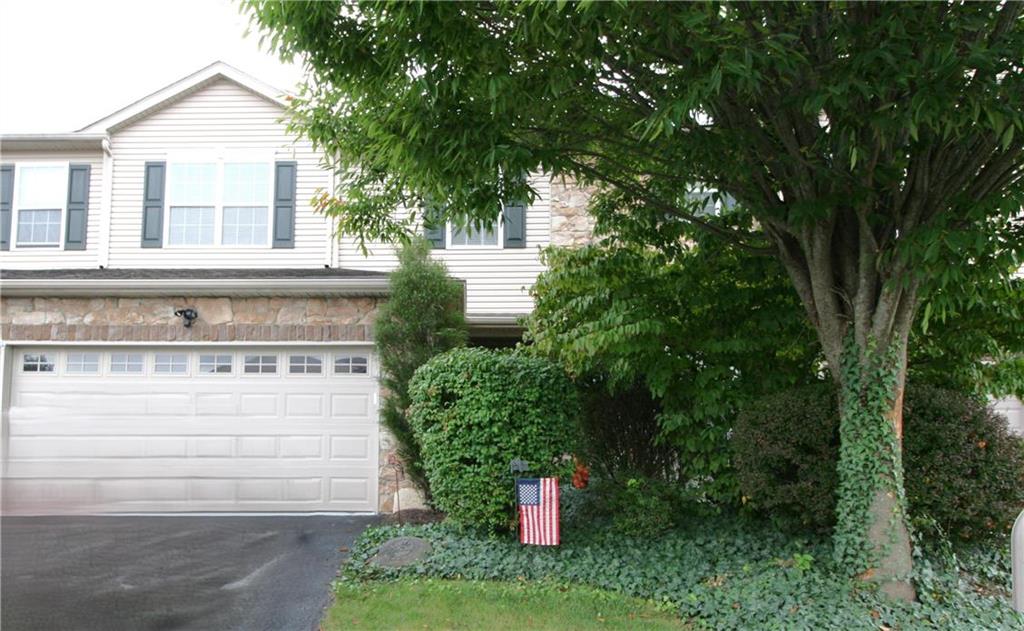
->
[[17, 209, 61, 244], [223, 163, 270, 205], [222, 206, 269, 245], [67, 352, 100, 374], [199, 354, 233, 374], [289, 355, 323, 374], [244, 355, 277, 374], [168, 163, 217, 205], [334, 355, 369, 375], [167, 206, 215, 245], [451, 222, 498, 247], [22, 353, 55, 373], [110, 353, 144, 374], [154, 353, 188, 374], [17, 165, 66, 208]]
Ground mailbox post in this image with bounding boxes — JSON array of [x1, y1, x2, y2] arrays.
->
[[1013, 508, 1024, 613]]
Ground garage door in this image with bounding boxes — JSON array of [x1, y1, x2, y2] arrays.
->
[[3, 345, 379, 514]]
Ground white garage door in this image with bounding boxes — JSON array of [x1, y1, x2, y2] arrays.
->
[[3, 345, 379, 514]]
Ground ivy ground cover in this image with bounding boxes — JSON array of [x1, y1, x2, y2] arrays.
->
[[340, 509, 1022, 630]]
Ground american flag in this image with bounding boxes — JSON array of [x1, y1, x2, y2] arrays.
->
[[516, 477, 559, 546]]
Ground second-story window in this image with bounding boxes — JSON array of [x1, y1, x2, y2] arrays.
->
[[165, 158, 272, 248], [449, 221, 500, 248], [15, 164, 67, 247], [222, 163, 271, 246], [167, 163, 216, 246]]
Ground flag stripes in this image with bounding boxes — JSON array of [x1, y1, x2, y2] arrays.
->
[[517, 477, 559, 546]]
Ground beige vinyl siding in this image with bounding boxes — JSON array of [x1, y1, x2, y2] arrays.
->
[[106, 79, 331, 268], [336, 176, 551, 315], [0, 150, 104, 270]]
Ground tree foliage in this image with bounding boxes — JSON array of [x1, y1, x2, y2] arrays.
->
[[375, 238, 467, 495], [244, 0, 1024, 597]]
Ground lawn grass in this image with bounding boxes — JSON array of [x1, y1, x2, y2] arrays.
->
[[322, 579, 689, 630]]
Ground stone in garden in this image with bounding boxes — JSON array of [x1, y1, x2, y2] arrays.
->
[[371, 536, 432, 567]]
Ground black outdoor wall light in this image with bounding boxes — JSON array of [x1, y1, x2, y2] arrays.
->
[[174, 308, 199, 328]]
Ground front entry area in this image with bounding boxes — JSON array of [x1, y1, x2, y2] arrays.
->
[[3, 345, 379, 514]]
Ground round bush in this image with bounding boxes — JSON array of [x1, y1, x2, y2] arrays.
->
[[408, 348, 581, 532], [903, 384, 1024, 541], [732, 382, 1024, 541]]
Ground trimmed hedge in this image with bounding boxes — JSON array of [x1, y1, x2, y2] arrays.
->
[[732, 382, 1024, 541], [408, 348, 581, 531]]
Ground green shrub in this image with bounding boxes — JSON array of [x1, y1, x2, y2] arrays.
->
[[603, 477, 678, 538], [578, 381, 679, 481], [903, 384, 1024, 541], [731, 383, 839, 533], [732, 382, 1024, 541], [408, 348, 581, 531], [375, 238, 468, 497]]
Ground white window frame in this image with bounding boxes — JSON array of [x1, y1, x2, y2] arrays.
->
[[66, 352, 101, 375], [197, 353, 234, 376], [11, 161, 69, 249], [109, 352, 146, 375], [21, 352, 57, 374], [164, 152, 274, 249], [243, 354, 278, 375], [446, 218, 503, 250], [153, 352, 190, 376], [334, 354, 370, 375], [289, 354, 324, 375]]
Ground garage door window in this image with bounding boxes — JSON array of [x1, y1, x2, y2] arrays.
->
[[154, 353, 189, 375], [66, 352, 100, 374], [289, 354, 322, 374], [334, 355, 369, 375], [199, 354, 233, 374], [22, 353, 55, 373], [244, 354, 277, 374], [110, 353, 144, 374]]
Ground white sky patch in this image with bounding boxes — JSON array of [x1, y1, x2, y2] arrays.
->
[[0, 0, 303, 133]]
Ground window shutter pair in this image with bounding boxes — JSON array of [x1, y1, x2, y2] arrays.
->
[[0, 163, 90, 251], [140, 161, 297, 248], [422, 201, 526, 249]]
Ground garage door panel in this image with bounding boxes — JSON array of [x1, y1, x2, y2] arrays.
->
[[4, 345, 379, 514]]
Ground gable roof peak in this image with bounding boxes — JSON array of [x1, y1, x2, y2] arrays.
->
[[78, 61, 289, 134]]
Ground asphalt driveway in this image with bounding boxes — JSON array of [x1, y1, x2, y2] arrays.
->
[[1, 514, 378, 631]]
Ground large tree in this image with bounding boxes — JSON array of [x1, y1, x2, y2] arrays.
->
[[244, 1, 1024, 599]]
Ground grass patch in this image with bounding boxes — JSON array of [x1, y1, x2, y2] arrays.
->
[[323, 579, 687, 630]]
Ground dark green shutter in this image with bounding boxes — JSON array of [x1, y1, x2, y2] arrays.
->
[[64, 164, 91, 250], [141, 162, 165, 248], [502, 201, 526, 248], [273, 161, 297, 248], [0, 164, 12, 251]]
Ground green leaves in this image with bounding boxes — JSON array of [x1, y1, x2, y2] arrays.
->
[[407, 348, 581, 532]]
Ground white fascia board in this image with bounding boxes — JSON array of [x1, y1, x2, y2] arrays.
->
[[78, 61, 289, 133], [0, 277, 390, 297]]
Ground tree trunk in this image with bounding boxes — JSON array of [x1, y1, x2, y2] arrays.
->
[[831, 334, 917, 602]]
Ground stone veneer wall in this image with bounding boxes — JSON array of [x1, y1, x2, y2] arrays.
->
[[0, 296, 378, 342], [0, 294, 405, 514], [549, 176, 598, 247]]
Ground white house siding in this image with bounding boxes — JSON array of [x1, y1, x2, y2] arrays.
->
[[335, 176, 552, 316], [993, 396, 1024, 436], [0, 149, 104, 270], [105, 79, 331, 268]]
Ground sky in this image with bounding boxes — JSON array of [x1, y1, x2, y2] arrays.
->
[[0, 0, 304, 133]]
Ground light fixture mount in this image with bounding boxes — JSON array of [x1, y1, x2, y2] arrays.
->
[[174, 308, 199, 328]]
